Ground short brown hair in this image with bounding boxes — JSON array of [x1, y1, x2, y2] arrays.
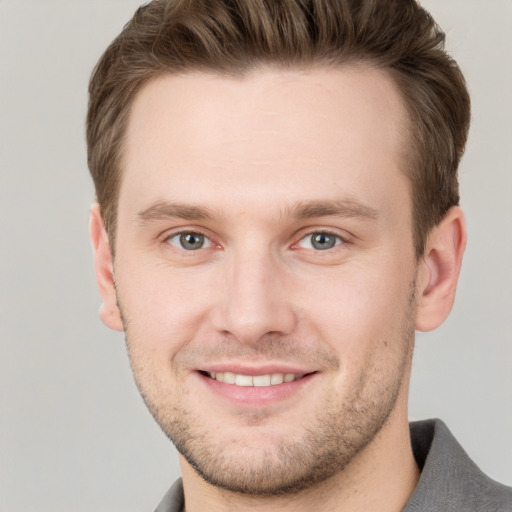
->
[[87, 0, 470, 257]]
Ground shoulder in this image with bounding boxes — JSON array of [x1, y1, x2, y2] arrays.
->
[[405, 419, 512, 512], [154, 477, 184, 512]]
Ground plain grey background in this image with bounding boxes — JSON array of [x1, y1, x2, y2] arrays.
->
[[1, 1, 511, 510]]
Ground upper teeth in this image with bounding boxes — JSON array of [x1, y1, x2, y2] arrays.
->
[[208, 372, 303, 387]]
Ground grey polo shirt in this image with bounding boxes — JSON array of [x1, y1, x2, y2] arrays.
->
[[155, 419, 512, 511]]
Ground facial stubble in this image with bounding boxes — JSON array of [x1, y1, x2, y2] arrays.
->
[[119, 286, 417, 497]]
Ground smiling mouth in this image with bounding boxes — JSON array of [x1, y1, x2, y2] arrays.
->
[[200, 371, 314, 387]]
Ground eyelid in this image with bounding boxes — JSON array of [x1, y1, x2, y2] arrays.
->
[[292, 228, 352, 250], [159, 225, 352, 252], [161, 227, 220, 251], [167, 232, 212, 249]]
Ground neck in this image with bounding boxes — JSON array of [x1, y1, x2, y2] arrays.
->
[[179, 399, 419, 512]]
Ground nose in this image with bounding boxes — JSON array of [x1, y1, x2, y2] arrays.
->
[[211, 250, 298, 345]]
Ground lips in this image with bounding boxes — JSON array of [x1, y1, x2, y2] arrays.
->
[[196, 363, 318, 407], [196, 367, 317, 408]]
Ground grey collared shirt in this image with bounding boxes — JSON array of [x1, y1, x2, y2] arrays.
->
[[155, 419, 512, 511]]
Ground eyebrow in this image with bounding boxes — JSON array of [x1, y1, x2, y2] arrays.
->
[[137, 198, 379, 225], [286, 199, 379, 221], [137, 201, 215, 224]]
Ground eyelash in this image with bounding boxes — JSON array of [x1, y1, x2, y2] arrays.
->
[[294, 230, 346, 251], [164, 230, 215, 251], [163, 228, 349, 253]]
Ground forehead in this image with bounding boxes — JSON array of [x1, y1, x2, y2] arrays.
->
[[119, 65, 410, 221]]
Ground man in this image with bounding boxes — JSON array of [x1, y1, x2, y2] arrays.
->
[[87, 0, 512, 510]]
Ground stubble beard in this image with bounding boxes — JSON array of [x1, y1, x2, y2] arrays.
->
[[121, 293, 416, 497]]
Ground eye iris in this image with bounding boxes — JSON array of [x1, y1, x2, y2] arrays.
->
[[180, 233, 204, 250], [311, 233, 336, 250]]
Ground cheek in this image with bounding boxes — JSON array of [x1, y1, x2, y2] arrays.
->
[[299, 261, 416, 355], [116, 261, 219, 354]]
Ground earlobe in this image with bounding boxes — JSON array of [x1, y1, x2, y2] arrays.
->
[[415, 206, 467, 332], [89, 204, 124, 332]]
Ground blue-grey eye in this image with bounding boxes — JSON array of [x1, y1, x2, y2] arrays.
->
[[167, 232, 212, 250], [298, 232, 342, 250]]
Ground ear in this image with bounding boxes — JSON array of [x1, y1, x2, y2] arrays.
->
[[415, 206, 467, 332], [89, 204, 124, 332]]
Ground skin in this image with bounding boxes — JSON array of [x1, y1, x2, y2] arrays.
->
[[90, 65, 466, 511]]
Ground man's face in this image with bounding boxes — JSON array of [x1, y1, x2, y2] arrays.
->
[[110, 66, 420, 494]]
